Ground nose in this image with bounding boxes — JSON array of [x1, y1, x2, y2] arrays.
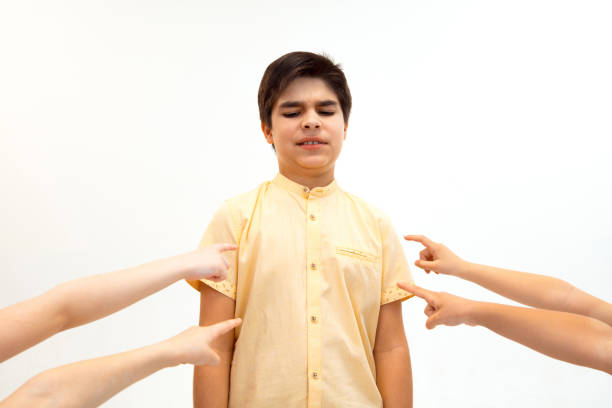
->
[[301, 111, 321, 130], [303, 121, 320, 129]]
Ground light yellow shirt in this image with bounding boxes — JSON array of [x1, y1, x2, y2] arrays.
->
[[188, 174, 414, 408]]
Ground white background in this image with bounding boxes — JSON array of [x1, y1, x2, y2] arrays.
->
[[1, 1, 611, 406]]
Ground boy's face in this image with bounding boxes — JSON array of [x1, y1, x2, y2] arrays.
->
[[262, 77, 347, 179]]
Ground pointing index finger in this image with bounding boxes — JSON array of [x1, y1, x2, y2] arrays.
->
[[403, 235, 436, 248], [213, 243, 238, 253], [398, 282, 437, 305], [208, 318, 242, 339]]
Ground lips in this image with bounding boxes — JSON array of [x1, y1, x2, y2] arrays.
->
[[296, 137, 327, 146]]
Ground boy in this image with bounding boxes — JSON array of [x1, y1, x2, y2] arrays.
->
[[188, 52, 415, 407]]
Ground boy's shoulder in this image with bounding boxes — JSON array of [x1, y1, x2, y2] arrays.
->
[[340, 189, 393, 228], [222, 181, 268, 210], [209, 182, 269, 238]]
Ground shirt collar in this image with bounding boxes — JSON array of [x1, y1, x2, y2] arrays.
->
[[272, 173, 340, 198]]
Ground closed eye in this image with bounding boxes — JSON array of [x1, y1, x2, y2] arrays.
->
[[281, 110, 336, 118]]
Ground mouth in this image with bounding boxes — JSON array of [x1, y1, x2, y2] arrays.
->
[[296, 138, 327, 147]]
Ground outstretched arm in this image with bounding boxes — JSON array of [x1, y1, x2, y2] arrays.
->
[[0, 319, 241, 408], [0, 244, 236, 362], [400, 282, 612, 375], [404, 235, 612, 325]]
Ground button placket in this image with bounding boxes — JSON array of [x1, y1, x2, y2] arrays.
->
[[305, 195, 322, 407]]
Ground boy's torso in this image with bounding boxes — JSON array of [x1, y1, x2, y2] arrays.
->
[[201, 174, 410, 408]]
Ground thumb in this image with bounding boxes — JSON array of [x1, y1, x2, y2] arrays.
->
[[199, 349, 221, 367], [213, 243, 238, 253], [415, 259, 438, 273], [425, 312, 441, 330]]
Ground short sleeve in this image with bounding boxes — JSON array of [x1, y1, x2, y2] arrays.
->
[[380, 215, 415, 305], [186, 201, 239, 299]]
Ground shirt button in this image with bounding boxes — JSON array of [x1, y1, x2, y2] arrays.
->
[[310, 263, 317, 270], [309, 214, 316, 221], [303, 187, 309, 193], [312, 371, 319, 379], [311, 315, 318, 323]]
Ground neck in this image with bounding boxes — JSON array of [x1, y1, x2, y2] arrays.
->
[[279, 166, 335, 190]]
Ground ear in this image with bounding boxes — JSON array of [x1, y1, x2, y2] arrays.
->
[[343, 121, 349, 141], [261, 121, 274, 145]]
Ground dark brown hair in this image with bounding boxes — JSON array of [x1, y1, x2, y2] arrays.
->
[[258, 51, 352, 129]]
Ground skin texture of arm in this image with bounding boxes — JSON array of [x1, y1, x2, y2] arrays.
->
[[404, 235, 612, 326], [0, 244, 235, 363], [400, 283, 612, 375], [0, 319, 242, 408], [373, 300, 413, 408], [193, 285, 236, 408]]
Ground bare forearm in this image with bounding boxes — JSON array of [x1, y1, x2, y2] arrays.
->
[[1, 246, 234, 363], [470, 301, 612, 374], [588, 299, 612, 327], [0, 257, 184, 363], [373, 301, 412, 407], [460, 263, 577, 311], [193, 351, 232, 407], [460, 263, 612, 325], [1, 341, 176, 408], [374, 346, 413, 408], [194, 286, 235, 407], [0, 294, 64, 362], [57, 256, 188, 330]]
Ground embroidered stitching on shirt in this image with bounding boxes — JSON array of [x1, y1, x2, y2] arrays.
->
[[336, 247, 379, 263]]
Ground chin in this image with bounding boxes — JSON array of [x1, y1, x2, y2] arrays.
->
[[297, 158, 330, 169]]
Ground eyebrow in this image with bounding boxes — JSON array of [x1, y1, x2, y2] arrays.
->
[[279, 100, 338, 108]]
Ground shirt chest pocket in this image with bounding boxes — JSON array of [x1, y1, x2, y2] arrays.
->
[[336, 247, 379, 263], [333, 246, 382, 304]]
